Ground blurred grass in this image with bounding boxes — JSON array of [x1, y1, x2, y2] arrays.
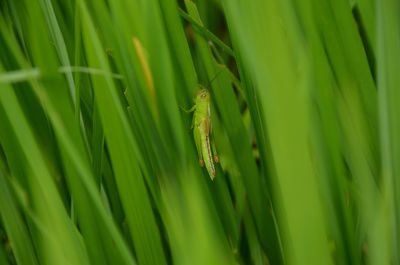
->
[[0, 0, 397, 265]]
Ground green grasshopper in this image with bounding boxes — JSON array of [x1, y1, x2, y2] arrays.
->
[[180, 75, 221, 180]]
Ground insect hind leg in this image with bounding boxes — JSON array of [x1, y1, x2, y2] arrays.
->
[[211, 134, 219, 163], [193, 128, 204, 166]]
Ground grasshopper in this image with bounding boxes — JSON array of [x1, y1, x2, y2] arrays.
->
[[180, 84, 220, 180]]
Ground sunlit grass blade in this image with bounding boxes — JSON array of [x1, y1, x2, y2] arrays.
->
[[78, 1, 168, 265], [0, 77, 90, 265], [1, 3, 137, 264], [184, 1, 283, 263], [377, 0, 400, 264], [0, 0, 399, 264], [220, 1, 336, 264], [161, 173, 236, 265]]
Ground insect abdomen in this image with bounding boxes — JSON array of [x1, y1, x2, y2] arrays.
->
[[201, 133, 215, 180]]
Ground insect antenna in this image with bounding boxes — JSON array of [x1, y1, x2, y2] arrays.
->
[[205, 69, 224, 89]]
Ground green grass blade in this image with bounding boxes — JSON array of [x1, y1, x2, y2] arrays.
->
[[220, 1, 335, 264], [78, 1, 168, 265], [0, 168, 38, 265], [178, 8, 234, 57], [377, 0, 400, 264], [0, 78, 90, 265], [185, 1, 283, 264]]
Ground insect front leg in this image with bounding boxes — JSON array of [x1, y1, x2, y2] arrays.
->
[[193, 127, 204, 166], [178, 104, 196, 113]]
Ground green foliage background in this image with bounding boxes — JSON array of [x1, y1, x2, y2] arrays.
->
[[0, 0, 397, 264]]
